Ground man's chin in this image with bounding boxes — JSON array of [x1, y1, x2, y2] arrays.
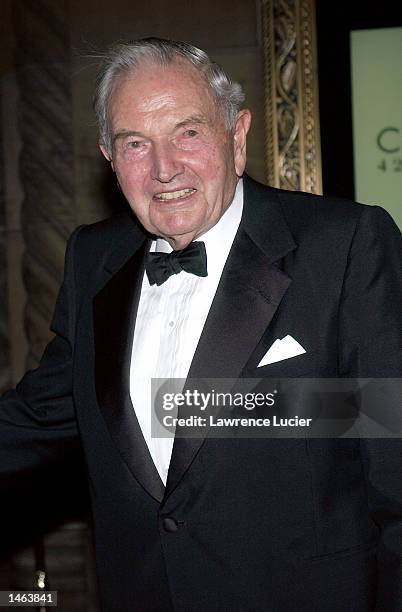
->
[[159, 230, 199, 250], [151, 220, 205, 249]]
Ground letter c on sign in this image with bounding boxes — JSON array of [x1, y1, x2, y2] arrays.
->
[[377, 127, 400, 153]]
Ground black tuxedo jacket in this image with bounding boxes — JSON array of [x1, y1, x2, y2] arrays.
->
[[1, 176, 402, 611]]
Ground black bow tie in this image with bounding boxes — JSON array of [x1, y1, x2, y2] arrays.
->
[[145, 241, 208, 286]]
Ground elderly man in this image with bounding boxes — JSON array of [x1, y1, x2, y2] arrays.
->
[[1, 38, 402, 611]]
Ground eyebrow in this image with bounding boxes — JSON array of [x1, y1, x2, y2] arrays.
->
[[112, 130, 145, 145], [112, 115, 210, 145], [175, 115, 210, 129]]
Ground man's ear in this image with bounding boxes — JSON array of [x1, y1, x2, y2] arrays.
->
[[233, 109, 252, 177], [99, 143, 115, 171]]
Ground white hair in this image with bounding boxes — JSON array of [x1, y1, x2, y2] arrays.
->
[[93, 37, 245, 155]]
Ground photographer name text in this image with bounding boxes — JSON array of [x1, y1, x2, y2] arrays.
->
[[162, 415, 312, 428]]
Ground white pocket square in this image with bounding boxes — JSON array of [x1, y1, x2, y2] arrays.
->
[[258, 335, 306, 367]]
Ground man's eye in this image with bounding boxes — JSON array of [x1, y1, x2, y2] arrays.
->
[[128, 140, 142, 148], [184, 130, 198, 138]]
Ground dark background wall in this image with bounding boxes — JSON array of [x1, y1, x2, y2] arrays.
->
[[316, 0, 402, 199]]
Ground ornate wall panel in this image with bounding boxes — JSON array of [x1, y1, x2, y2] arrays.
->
[[261, 0, 322, 193], [0, 89, 11, 394], [13, 0, 77, 368], [8, 3, 100, 609]]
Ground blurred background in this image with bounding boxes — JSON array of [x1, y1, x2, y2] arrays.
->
[[0, 0, 400, 609]]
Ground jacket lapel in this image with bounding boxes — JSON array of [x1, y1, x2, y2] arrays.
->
[[93, 226, 165, 503], [165, 177, 296, 496]]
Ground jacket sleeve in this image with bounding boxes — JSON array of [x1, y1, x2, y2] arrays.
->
[[338, 205, 402, 611], [0, 225, 84, 479]]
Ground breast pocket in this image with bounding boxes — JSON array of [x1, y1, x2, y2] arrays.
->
[[250, 350, 317, 378]]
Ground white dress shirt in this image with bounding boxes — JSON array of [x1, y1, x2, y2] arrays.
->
[[130, 180, 243, 484]]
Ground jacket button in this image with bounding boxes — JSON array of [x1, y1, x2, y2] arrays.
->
[[162, 517, 178, 533]]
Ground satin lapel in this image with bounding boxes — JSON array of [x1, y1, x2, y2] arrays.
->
[[93, 238, 165, 503], [165, 177, 296, 497]]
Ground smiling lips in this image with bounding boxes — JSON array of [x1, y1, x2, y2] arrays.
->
[[153, 188, 196, 201]]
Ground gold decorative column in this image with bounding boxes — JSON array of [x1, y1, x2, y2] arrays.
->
[[261, 0, 322, 194]]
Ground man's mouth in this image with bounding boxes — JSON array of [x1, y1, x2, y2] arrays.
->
[[153, 188, 196, 201]]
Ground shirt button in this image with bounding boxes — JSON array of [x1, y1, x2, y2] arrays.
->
[[169, 321, 174, 327], [162, 517, 178, 533]]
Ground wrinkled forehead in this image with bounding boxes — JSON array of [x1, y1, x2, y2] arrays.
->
[[107, 58, 222, 124]]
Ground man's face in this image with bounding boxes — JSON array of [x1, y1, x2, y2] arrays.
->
[[100, 59, 251, 249]]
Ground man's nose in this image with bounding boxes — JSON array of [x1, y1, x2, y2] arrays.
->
[[151, 142, 183, 183]]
